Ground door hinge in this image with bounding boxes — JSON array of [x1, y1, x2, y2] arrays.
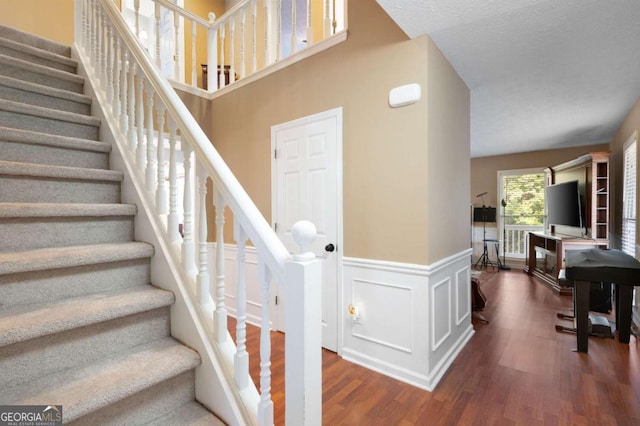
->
[[275, 295, 279, 305], [274, 222, 278, 232], [274, 149, 278, 159]]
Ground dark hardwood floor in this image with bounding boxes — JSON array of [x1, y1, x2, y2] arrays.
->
[[229, 269, 640, 425]]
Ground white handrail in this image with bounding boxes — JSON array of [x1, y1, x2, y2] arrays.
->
[[103, 0, 291, 281], [76, 1, 323, 424]]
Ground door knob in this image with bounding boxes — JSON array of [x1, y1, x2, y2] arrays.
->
[[325, 243, 335, 252]]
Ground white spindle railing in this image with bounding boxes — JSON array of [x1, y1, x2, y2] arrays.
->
[[75, 1, 322, 424], [126, 0, 344, 93], [504, 224, 545, 258]]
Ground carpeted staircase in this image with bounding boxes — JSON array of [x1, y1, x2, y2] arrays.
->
[[0, 25, 223, 425]]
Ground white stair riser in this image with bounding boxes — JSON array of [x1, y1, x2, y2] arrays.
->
[[0, 216, 134, 252], [69, 371, 196, 426], [0, 140, 108, 169], [0, 307, 171, 390], [0, 176, 120, 203], [0, 85, 90, 115], [0, 258, 151, 307], [0, 110, 98, 140]]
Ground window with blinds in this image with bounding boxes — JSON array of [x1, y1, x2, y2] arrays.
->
[[622, 135, 637, 257]]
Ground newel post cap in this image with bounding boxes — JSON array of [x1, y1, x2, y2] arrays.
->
[[208, 12, 216, 24], [292, 220, 316, 261]]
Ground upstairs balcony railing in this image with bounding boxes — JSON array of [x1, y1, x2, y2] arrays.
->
[[123, 0, 346, 94], [75, 0, 322, 424]]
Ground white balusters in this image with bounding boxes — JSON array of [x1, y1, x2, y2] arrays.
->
[[135, 70, 146, 169], [191, 19, 197, 87], [120, 49, 129, 132], [207, 13, 217, 92], [156, 102, 168, 214], [145, 81, 157, 192], [291, 0, 297, 54], [213, 190, 227, 343], [113, 37, 121, 119], [134, 0, 140, 37], [182, 144, 196, 272], [257, 261, 274, 426], [98, 9, 106, 84], [155, 2, 161, 67], [306, 0, 313, 45], [234, 225, 249, 389], [196, 163, 210, 306], [276, 0, 282, 61], [167, 117, 180, 241], [240, 8, 246, 79], [127, 62, 137, 151], [229, 18, 236, 84], [173, 11, 180, 80], [219, 25, 226, 89], [263, 0, 270, 66], [324, 0, 332, 38], [252, 1, 257, 73], [105, 24, 113, 105]]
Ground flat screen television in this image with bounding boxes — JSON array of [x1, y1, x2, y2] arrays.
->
[[545, 180, 583, 229]]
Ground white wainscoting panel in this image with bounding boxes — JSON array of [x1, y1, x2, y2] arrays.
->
[[456, 267, 471, 326], [342, 249, 474, 391], [211, 242, 474, 392], [351, 278, 414, 353]]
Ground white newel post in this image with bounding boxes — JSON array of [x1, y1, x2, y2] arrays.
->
[[207, 13, 218, 92], [285, 220, 322, 426]]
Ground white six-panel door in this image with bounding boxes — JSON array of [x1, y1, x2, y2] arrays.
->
[[272, 108, 342, 352]]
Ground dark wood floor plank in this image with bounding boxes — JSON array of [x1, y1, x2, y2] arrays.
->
[[228, 269, 640, 424]]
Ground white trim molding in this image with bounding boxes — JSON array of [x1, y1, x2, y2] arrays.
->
[[341, 249, 474, 391]]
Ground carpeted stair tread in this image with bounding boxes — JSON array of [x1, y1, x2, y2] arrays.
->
[[0, 36, 77, 72], [0, 52, 83, 85], [0, 126, 109, 154], [0, 285, 175, 347], [151, 401, 226, 426], [0, 24, 70, 57], [0, 98, 99, 127], [0, 75, 91, 108], [0, 242, 154, 276], [0, 160, 122, 182], [4, 337, 201, 423], [0, 202, 136, 218]]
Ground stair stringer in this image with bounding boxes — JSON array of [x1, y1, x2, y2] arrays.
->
[[72, 46, 259, 426]]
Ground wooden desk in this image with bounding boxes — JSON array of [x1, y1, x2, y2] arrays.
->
[[565, 249, 640, 353]]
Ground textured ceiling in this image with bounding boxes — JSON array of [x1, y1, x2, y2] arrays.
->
[[376, 0, 640, 158]]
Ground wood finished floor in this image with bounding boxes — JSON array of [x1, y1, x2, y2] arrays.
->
[[229, 269, 640, 425]]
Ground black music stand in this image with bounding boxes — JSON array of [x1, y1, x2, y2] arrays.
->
[[473, 206, 502, 270]]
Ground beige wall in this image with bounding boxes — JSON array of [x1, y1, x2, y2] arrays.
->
[[426, 37, 470, 261], [0, 0, 75, 45], [179, 0, 471, 265], [470, 144, 609, 210], [608, 97, 640, 248]]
